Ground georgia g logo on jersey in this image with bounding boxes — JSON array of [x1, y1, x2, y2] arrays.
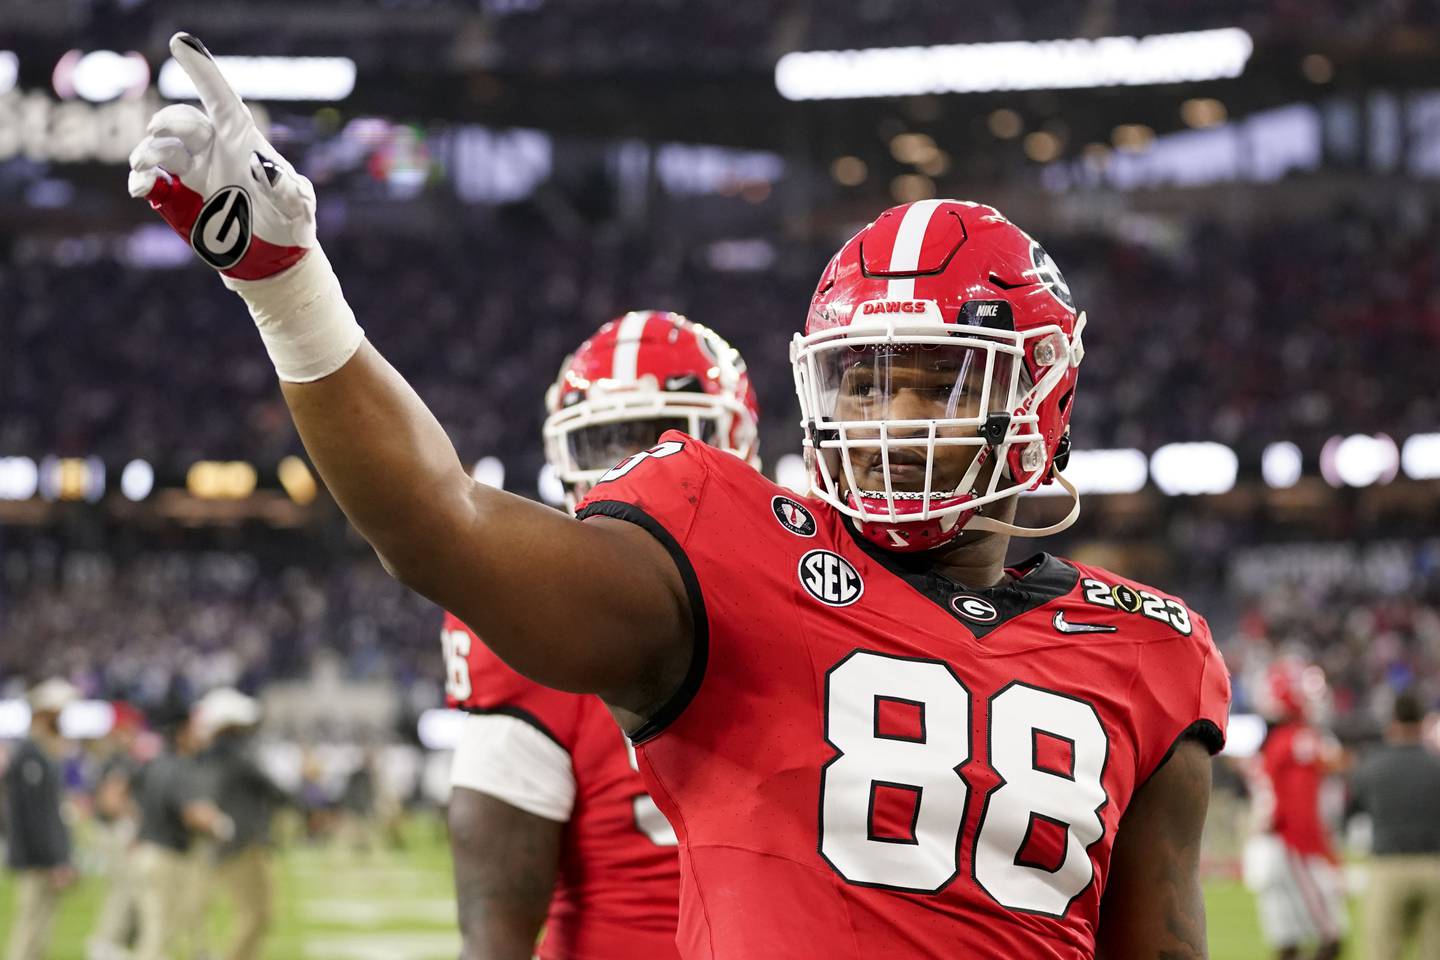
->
[[191, 185, 253, 269]]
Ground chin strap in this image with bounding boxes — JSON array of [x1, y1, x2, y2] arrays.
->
[[963, 470, 1081, 538]]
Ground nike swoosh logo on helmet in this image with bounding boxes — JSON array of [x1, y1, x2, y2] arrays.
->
[[1053, 611, 1118, 635]]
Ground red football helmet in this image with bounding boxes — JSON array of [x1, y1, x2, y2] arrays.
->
[[544, 311, 760, 508], [1262, 657, 1329, 724], [792, 199, 1085, 552]]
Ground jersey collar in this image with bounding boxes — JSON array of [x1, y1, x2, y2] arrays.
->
[[844, 521, 1079, 639]]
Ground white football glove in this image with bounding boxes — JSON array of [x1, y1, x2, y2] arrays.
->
[[129, 33, 363, 382], [129, 32, 315, 279]]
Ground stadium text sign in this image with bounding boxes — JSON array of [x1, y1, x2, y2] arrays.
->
[[0, 90, 267, 164], [775, 28, 1253, 100]]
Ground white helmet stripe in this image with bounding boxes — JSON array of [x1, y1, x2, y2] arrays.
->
[[884, 198, 945, 300], [610, 311, 651, 381]]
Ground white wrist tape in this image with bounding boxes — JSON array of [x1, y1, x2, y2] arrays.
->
[[222, 247, 365, 383]]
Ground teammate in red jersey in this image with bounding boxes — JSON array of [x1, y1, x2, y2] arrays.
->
[[440, 312, 760, 959], [1244, 660, 1347, 960], [130, 46, 1231, 957]]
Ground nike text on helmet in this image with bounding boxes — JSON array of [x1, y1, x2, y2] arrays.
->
[[544, 311, 760, 509], [790, 200, 1085, 553]]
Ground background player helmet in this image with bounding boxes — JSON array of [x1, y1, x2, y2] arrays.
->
[[544, 311, 759, 506], [1261, 657, 1330, 724], [791, 200, 1086, 553]]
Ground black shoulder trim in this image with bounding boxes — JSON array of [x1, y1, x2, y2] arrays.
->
[[575, 499, 708, 745], [461, 705, 569, 754], [1142, 719, 1226, 790]]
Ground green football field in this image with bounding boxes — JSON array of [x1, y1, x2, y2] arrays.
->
[[0, 818, 1356, 960]]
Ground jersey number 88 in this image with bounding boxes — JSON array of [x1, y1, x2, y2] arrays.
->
[[820, 650, 1109, 917]]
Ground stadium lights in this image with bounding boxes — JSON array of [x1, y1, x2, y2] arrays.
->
[[1401, 432, 1440, 480], [1150, 442, 1238, 496], [278, 456, 318, 505], [120, 459, 154, 501], [774, 27, 1253, 101], [159, 56, 357, 102], [0, 699, 115, 740], [1033, 448, 1149, 497], [417, 708, 467, 751], [537, 463, 566, 507], [38, 455, 105, 502], [774, 453, 809, 494], [52, 49, 150, 102], [1321, 433, 1400, 488], [187, 461, 259, 500], [1220, 713, 1265, 759], [0, 52, 17, 96], [0, 456, 39, 501], [1261, 441, 1303, 489], [471, 456, 505, 490]]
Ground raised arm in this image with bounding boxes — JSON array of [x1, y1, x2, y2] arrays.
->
[[278, 344, 691, 707], [1095, 736, 1214, 960], [128, 34, 689, 712]]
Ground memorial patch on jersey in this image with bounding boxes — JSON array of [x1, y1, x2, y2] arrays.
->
[[1079, 577, 1193, 636], [798, 550, 864, 607], [771, 495, 818, 538]]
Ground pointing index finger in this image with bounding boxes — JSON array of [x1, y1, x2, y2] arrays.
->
[[169, 33, 250, 137]]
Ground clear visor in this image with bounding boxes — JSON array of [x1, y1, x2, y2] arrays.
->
[[814, 342, 1016, 425], [566, 417, 718, 471]]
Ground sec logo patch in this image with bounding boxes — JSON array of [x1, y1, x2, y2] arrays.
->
[[798, 550, 863, 607], [771, 495, 817, 538]]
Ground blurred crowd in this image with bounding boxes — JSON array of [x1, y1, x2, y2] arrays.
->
[[4, 526, 1440, 735], [4, 202, 1439, 499], [4, 199, 1440, 725], [1226, 548, 1440, 737], [0, 532, 440, 714]]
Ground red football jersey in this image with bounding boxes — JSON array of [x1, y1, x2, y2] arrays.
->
[[441, 612, 682, 960], [575, 432, 1231, 960], [1253, 722, 1338, 861]]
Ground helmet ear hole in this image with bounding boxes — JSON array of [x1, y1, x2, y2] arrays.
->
[[1058, 389, 1073, 414]]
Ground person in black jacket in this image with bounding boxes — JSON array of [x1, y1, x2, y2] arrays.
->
[[1350, 692, 1440, 959], [3, 679, 79, 960], [132, 708, 233, 960], [195, 689, 288, 960]]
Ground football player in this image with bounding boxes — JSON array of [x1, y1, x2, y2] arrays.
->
[[1244, 660, 1348, 960], [442, 311, 759, 959], [130, 36, 1231, 959]]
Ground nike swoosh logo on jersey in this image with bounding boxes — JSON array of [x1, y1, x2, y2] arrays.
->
[[1052, 611, 1118, 634]]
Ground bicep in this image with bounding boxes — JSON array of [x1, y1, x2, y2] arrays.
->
[[285, 346, 691, 706], [1096, 737, 1213, 960], [412, 491, 693, 707], [449, 787, 561, 960]]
